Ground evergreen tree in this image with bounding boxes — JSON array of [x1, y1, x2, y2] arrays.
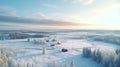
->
[[43, 47, 47, 55], [71, 60, 75, 67], [0, 49, 8, 67]]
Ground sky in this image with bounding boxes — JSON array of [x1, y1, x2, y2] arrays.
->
[[0, 0, 120, 30]]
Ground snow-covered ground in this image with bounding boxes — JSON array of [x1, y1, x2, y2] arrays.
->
[[0, 30, 120, 67]]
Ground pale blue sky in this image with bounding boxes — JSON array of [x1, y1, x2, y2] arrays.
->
[[0, 0, 120, 30]]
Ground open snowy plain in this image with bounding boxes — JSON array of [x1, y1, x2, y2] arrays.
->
[[0, 30, 120, 67]]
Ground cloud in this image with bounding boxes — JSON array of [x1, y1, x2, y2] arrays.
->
[[0, 15, 79, 26], [72, 0, 120, 25], [30, 13, 49, 19], [0, 7, 17, 16], [0, 15, 93, 30], [80, 0, 95, 5], [0, 24, 26, 30], [0, 6, 90, 30], [62, 15, 99, 25], [87, 1, 120, 19], [70, 0, 95, 5], [43, 3, 56, 8], [92, 2, 120, 14]]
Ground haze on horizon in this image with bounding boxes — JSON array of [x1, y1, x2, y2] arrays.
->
[[0, 0, 120, 30]]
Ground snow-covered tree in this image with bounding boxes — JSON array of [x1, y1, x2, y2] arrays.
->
[[18, 60, 25, 67], [47, 61, 59, 67], [27, 38, 30, 42], [42, 47, 47, 55], [26, 59, 33, 67], [92, 49, 102, 63], [53, 61, 58, 67], [82, 47, 91, 57], [70, 60, 75, 67], [64, 62, 69, 67], [33, 39, 37, 44], [8, 59, 17, 67], [115, 49, 120, 55], [0, 49, 8, 67], [113, 53, 120, 67]]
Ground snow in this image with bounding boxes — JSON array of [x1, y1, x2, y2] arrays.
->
[[0, 31, 120, 67]]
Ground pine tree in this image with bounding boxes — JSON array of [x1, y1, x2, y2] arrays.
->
[[27, 38, 30, 42], [18, 60, 25, 67], [64, 62, 68, 67], [0, 49, 8, 67], [33, 39, 36, 44], [53, 61, 58, 67], [83, 47, 91, 57], [8, 59, 17, 67], [71, 59, 75, 67], [27, 59, 33, 67], [43, 47, 47, 55]]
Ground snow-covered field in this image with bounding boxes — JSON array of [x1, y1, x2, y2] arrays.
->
[[0, 30, 120, 67]]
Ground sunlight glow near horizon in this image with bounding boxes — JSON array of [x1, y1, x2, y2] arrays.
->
[[0, 0, 120, 30]]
